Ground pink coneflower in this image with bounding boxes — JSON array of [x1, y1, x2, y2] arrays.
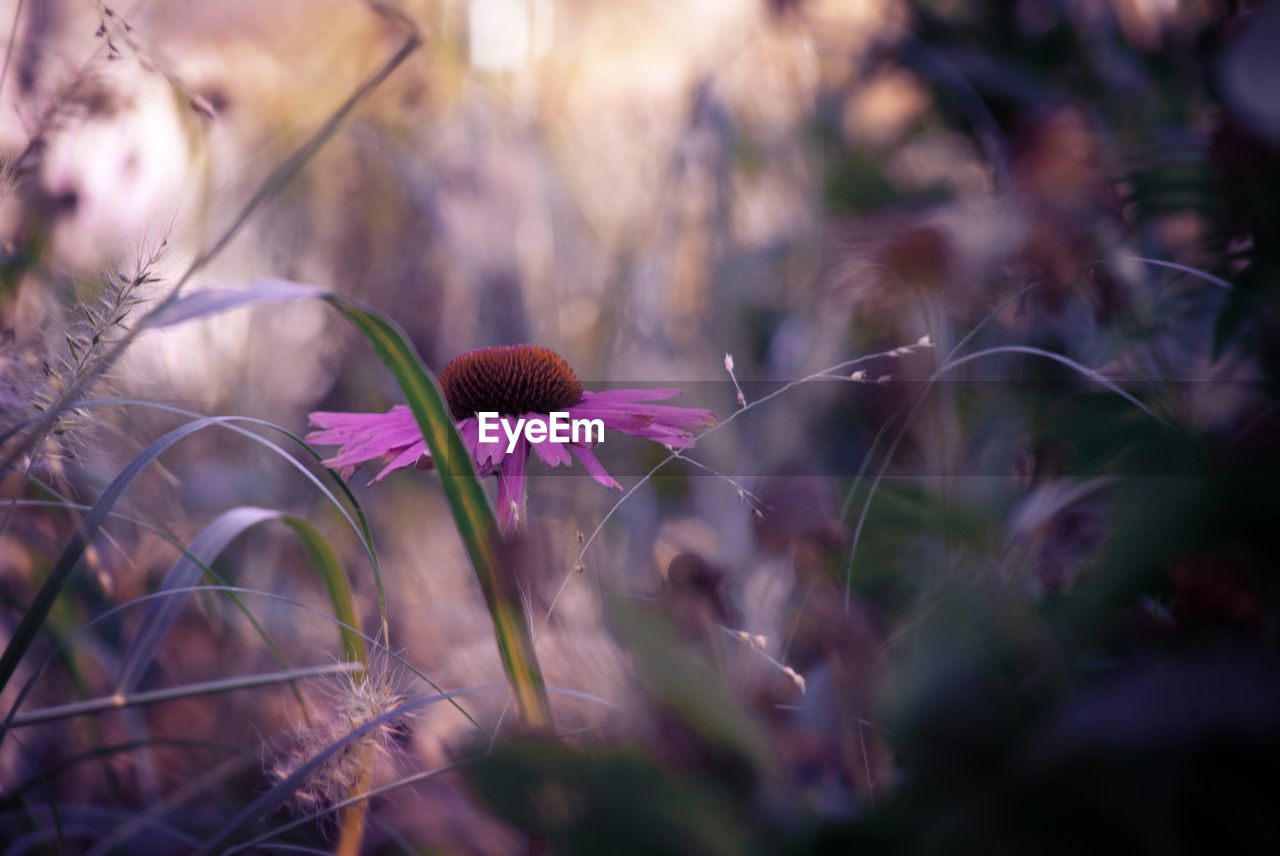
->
[[308, 345, 715, 531]]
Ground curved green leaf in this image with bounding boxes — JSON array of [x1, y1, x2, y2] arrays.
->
[[116, 508, 366, 697]]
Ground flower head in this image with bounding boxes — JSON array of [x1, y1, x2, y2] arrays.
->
[[308, 344, 715, 531]]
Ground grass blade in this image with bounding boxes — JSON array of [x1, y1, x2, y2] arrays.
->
[[12, 663, 363, 728], [6, 397, 389, 640], [0, 415, 375, 730], [144, 282, 325, 327], [195, 688, 492, 855], [143, 283, 553, 731], [0, 418, 212, 708], [281, 517, 367, 663], [116, 508, 366, 697], [116, 507, 280, 695], [6, 584, 485, 739]]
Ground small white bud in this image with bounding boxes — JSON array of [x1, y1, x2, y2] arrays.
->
[[724, 353, 735, 373], [850, 370, 866, 381], [916, 334, 933, 348], [783, 666, 806, 694], [736, 390, 746, 408], [751, 634, 768, 651], [876, 374, 892, 385]]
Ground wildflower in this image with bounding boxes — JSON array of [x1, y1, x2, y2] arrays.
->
[[308, 345, 715, 531]]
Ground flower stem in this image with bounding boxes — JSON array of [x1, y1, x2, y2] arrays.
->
[[331, 301, 554, 732]]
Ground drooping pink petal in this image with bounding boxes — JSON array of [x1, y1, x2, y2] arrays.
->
[[307, 406, 433, 479], [473, 416, 508, 469], [515, 415, 567, 467], [571, 443, 621, 489], [495, 436, 528, 531], [622, 422, 699, 449], [570, 387, 714, 451], [532, 435, 573, 467], [454, 417, 491, 475], [567, 404, 655, 433], [581, 402, 716, 430], [547, 441, 574, 467], [370, 439, 429, 484], [305, 409, 417, 458], [308, 406, 419, 444], [306, 407, 404, 436], [575, 390, 714, 426]]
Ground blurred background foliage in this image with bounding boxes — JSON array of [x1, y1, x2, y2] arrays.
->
[[1, 0, 1279, 852]]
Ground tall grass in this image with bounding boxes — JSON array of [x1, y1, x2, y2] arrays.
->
[[2, 2, 1271, 851]]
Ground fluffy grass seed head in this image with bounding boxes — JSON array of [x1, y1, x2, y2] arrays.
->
[[269, 653, 415, 816]]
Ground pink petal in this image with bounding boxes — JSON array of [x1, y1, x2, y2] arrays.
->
[[369, 440, 429, 484], [495, 437, 528, 531], [568, 405, 656, 432], [474, 418, 507, 468], [532, 437, 572, 467], [308, 406, 434, 477], [571, 444, 621, 489], [454, 417, 492, 475]]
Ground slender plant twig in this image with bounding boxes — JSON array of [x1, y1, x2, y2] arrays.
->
[[6, 0, 155, 172], [833, 281, 1043, 611], [8, 662, 362, 727], [836, 347, 1167, 612], [2, 585, 487, 740], [535, 342, 921, 644], [1120, 256, 1233, 291]]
